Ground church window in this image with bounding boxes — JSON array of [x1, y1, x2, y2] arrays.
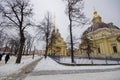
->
[[113, 46, 117, 53]]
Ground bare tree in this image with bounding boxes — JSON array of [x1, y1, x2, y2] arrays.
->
[[24, 33, 34, 55], [63, 0, 88, 63], [37, 12, 53, 58], [8, 38, 15, 54], [12, 38, 19, 55], [5, 35, 19, 55], [0, 0, 33, 63], [81, 35, 94, 59], [0, 30, 8, 48]]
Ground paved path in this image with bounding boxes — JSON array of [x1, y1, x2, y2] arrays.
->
[[24, 70, 120, 80]]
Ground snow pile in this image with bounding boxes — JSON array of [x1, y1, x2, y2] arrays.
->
[[0, 55, 41, 77], [34, 57, 120, 71]]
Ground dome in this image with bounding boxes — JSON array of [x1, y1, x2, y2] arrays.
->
[[91, 22, 108, 31], [83, 22, 120, 35], [83, 10, 120, 35]]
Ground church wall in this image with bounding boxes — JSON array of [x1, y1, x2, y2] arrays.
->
[[92, 36, 120, 57], [81, 31, 120, 58], [79, 10, 120, 58], [117, 42, 120, 54], [107, 37, 119, 54]]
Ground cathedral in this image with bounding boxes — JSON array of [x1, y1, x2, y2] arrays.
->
[[47, 20, 67, 56], [80, 10, 120, 57], [47, 10, 120, 57]]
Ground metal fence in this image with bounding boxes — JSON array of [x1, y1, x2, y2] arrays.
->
[[49, 55, 120, 65]]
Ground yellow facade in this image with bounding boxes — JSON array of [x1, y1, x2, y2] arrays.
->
[[80, 10, 120, 57], [48, 25, 67, 56]]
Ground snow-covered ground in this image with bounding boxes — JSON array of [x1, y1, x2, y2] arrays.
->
[[34, 57, 120, 71], [24, 57, 120, 80], [1, 55, 120, 80], [0, 55, 41, 77], [24, 70, 120, 80]]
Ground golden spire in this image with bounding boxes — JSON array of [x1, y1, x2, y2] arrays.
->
[[92, 8, 102, 24], [93, 8, 98, 18], [54, 15, 57, 33]]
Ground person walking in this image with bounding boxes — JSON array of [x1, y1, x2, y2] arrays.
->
[[0, 54, 2, 61], [5, 54, 10, 64]]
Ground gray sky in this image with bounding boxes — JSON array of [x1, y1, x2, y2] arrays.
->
[[84, 0, 120, 27], [30, 0, 120, 49]]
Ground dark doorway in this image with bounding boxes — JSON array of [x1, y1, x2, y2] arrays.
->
[[98, 48, 101, 53], [113, 46, 117, 53]]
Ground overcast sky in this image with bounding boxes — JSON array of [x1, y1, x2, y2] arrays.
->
[[30, 0, 120, 49]]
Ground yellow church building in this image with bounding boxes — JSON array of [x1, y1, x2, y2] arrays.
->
[[47, 20, 67, 56], [47, 10, 120, 57], [80, 10, 120, 57]]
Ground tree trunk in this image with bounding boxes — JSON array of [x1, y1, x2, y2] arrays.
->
[[45, 22, 49, 58], [50, 36, 54, 55], [10, 45, 14, 54], [3, 44, 8, 54], [26, 48, 29, 55], [14, 46, 19, 55], [69, 14, 74, 63], [22, 45, 26, 55], [16, 31, 25, 63], [44, 37, 48, 59], [32, 46, 35, 59], [87, 52, 91, 59]]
